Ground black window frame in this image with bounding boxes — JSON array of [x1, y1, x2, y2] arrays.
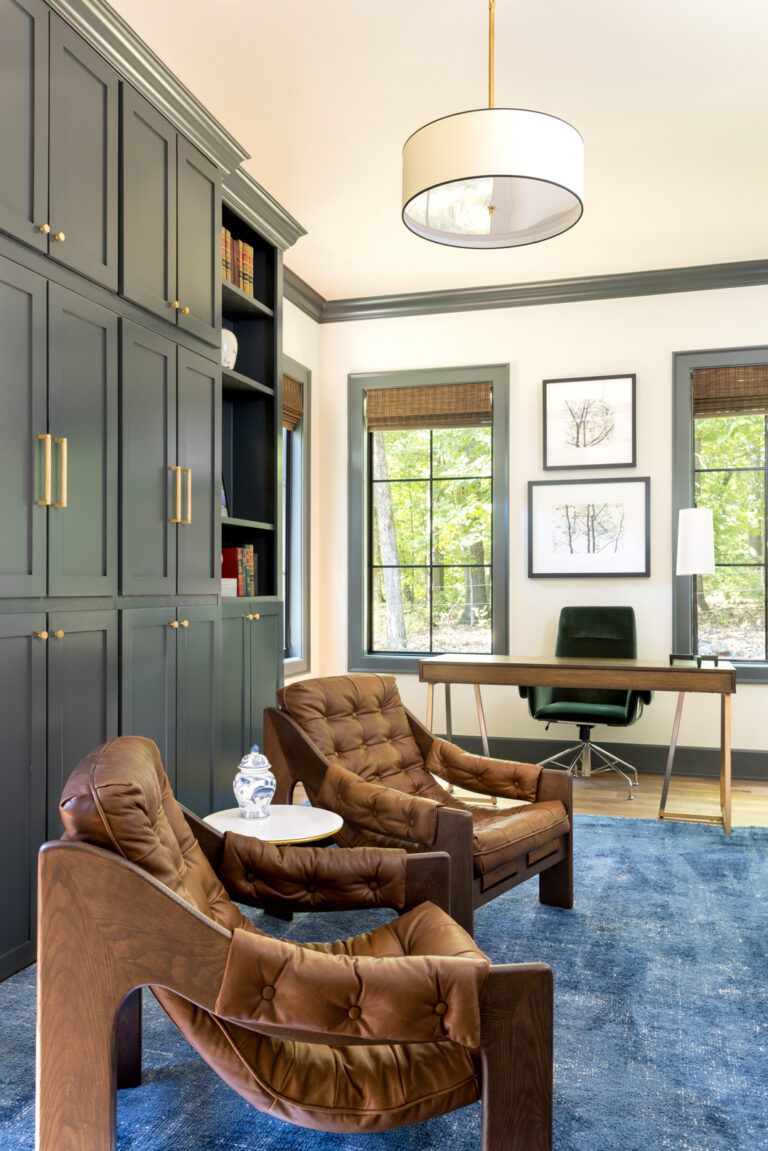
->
[[348, 364, 509, 673], [281, 355, 310, 675]]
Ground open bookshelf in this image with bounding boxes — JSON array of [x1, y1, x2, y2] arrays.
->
[[220, 200, 280, 598]]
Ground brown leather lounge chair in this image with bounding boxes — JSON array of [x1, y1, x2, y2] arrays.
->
[[37, 736, 555, 1151], [264, 673, 573, 935]]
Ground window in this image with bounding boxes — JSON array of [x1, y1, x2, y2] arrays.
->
[[348, 365, 509, 673], [282, 358, 310, 673], [673, 348, 768, 682]]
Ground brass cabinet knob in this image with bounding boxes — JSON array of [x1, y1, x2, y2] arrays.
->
[[181, 305, 190, 315], [35, 631, 49, 640], [52, 231, 65, 242], [52, 629, 65, 639], [170, 299, 180, 309], [179, 619, 189, 628], [253, 613, 260, 621], [246, 613, 254, 620], [38, 223, 51, 234], [169, 620, 180, 629]]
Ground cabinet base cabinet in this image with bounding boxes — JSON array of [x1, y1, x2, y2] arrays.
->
[[0, 614, 46, 981], [0, 608, 116, 981], [121, 605, 219, 818], [216, 600, 283, 810]]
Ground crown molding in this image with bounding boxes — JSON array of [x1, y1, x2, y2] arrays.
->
[[285, 258, 768, 325], [223, 169, 306, 253], [49, 0, 248, 174]]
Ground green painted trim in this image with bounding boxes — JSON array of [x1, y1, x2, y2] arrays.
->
[[286, 259, 768, 325], [451, 733, 768, 783], [347, 364, 510, 673], [673, 344, 768, 685], [224, 169, 306, 253], [283, 268, 326, 321]]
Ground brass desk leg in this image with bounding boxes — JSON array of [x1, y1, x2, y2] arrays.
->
[[426, 683, 434, 731], [721, 693, 732, 834], [444, 684, 453, 742]]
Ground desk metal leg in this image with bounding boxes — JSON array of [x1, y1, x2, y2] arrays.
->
[[426, 683, 434, 732], [474, 684, 490, 758], [659, 690, 732, 833], [444, 685, 452, 742]]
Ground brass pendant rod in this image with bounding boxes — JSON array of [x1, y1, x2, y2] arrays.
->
[[489, 0, 495, 108]]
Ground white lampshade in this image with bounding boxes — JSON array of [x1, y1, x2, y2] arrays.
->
[[676, 508, 715, 576], [402, 108, 584, 248]]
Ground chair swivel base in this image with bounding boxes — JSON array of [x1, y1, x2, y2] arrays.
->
[[537, 735, 638, 800]]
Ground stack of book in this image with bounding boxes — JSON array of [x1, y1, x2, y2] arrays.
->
[[221, 546, 257, 597], [221, 227, 254, 296]]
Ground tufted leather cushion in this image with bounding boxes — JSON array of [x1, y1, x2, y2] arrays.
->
[[59, 737, 488, 1133], [277, 673, 450, 800]]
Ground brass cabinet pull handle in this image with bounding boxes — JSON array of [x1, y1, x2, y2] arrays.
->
[[35, 630, 49, 640], [181, 305, 190, 315], [179, 619, 189, 628], [38, 223, 50, 234], [52, 629, 65, 639], [170, 299, 180, 309], [169, 465, 181, 523], [52, 231, 65, 242], [181, 467, 192, 524], [37, 433, 52, 506], [169, 620, 180, 629], [54, 437, 67, 507]]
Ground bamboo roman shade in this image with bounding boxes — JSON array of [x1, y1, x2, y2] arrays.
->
[[692, 365, 768, 418], [365, 381, 492, 431], [282, 374, 303, 430]]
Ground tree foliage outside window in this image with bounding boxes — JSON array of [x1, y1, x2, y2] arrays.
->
[[694, 414, 767, 660], [370, 426, 493, 654]]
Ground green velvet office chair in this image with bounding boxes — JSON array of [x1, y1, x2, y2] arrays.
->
[[519, 607, 651, 799]]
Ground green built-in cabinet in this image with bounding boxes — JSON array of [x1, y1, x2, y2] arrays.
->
[[0, 0, 300, 980]]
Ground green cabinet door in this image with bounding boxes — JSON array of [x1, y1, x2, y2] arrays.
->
[[0, 613, 47, 981], [120, 606, 178, 785], [177, 136, 221, 346], [45, 608, 118, 840], [177, 347, 221, 595], [216, 600, 282, 810], [121, 85, 177, 318], [0, 0, 49, 251], [121, 604, 219, 816], [47, 284, 118, 596], [48, 15, 118, 289], [175, 605, 219, 816], [120, 322, 177, 595], [0, 257, 47, 597]]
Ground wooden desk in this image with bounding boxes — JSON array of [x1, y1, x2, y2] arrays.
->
[[418, 654, 737, 833]]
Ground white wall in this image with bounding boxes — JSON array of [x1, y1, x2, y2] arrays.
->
[[284, 286, 768, 760]]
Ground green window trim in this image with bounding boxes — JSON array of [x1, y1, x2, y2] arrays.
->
[[282, 355, 311, 675], [673, 345, 768, 684], [348, 364, 509, 674]]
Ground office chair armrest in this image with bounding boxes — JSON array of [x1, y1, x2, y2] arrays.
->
[[425, 737, 541, 802]]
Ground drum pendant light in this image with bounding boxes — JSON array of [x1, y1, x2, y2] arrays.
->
[[402, 1, 584, 249]]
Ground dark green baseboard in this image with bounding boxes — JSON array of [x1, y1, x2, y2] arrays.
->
[[442, 734, 768, 782]]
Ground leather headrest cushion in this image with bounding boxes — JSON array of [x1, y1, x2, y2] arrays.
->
[[59, 736, 241, 928]]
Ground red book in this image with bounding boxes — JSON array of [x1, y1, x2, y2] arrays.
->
[[221, 547, 239, 579]]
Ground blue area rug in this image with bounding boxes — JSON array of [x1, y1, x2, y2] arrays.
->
[[1, 815, 766, 1150]]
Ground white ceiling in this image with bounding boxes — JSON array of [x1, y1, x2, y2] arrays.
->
[[108, 0, 768, 302]]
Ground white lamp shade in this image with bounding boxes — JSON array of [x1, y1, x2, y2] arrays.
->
[[402, 107, 584, 248], [676, 507, 715, 576]]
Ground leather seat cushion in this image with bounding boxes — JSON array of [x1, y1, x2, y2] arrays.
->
[[469, 799, 570, 876], [532, 700, 631, 725]]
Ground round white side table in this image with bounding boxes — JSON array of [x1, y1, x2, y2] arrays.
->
[[204, 804, 343, 844]]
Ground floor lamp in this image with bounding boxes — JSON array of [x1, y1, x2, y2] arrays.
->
[[660, 506, 716, 820]]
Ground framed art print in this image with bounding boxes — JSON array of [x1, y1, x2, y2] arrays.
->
[[543, 374, 636, 469], [528, 476, 650, 577]]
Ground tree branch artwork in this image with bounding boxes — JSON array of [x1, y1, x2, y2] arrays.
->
[[553, 502, 626, 554], [563, 398, 615, 449]]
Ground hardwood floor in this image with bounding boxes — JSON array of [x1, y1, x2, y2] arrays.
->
[[294, 773, 768, 827]]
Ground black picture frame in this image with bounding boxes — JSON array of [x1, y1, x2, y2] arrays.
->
[[543, 373, 637, 470], [528, 476, 651, 578]]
